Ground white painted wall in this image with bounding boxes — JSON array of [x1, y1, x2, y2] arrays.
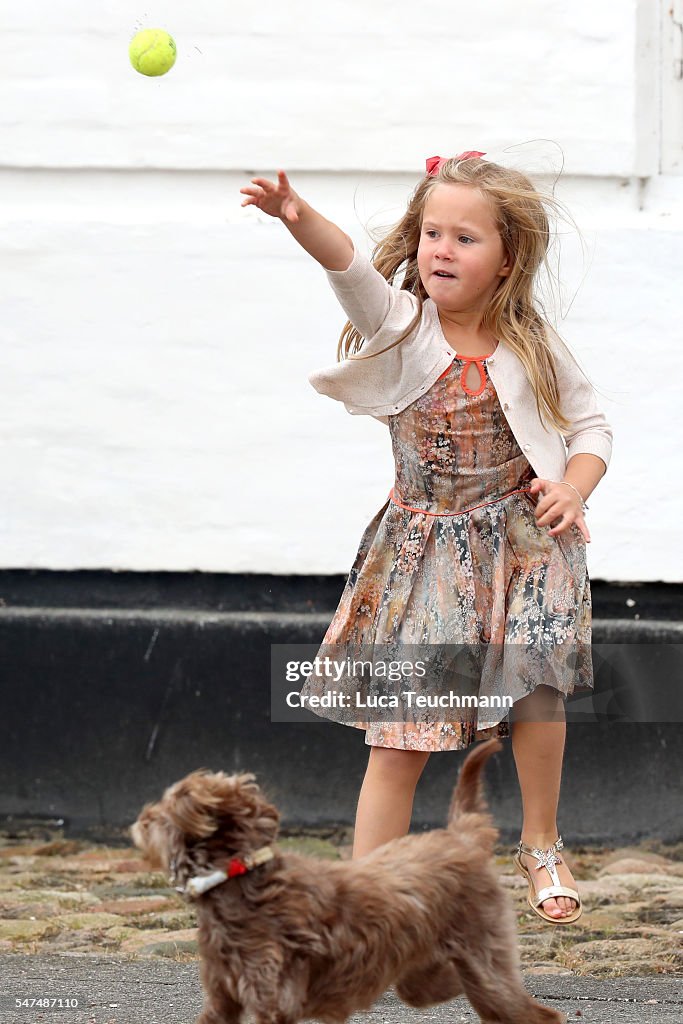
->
[[0, 0, 681, 581]]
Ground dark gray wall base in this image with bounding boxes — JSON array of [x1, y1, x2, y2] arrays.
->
[[0, 569, 681, 618], [1, 570, 681, 845]]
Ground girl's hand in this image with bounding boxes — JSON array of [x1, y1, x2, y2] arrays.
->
[[528, 478, 591, 544], [239, 169, 302, 223]]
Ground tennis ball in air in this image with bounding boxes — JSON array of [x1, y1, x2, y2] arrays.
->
[[129, 29, 177, 77]]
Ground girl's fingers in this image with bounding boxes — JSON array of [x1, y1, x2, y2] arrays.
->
[[531, 478, 591, 543], [536, 499, 562, 526], [249, 179, 274, 194], [548, 516, 591, 543], [575, 516, 591, 543]]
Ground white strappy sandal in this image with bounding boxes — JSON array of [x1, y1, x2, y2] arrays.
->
[[512, 835, 583, 925]]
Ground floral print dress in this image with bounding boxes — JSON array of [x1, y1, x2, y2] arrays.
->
[[300, 347, 593, 751]]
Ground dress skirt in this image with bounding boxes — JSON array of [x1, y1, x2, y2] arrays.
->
[[300, 351, 593, 751]]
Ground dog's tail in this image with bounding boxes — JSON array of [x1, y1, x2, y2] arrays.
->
[[446, 737, 502, 851]]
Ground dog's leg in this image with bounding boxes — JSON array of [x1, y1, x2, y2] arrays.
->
[[451, 955, 565, 1024], [245, 959, 308, 1024], [196, 962, 242, 1024], [395, 961, 464, 1007], [251, 1003, 309, 1024], [196, 993, 241, 1024]]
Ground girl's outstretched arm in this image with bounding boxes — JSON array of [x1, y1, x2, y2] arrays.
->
[[240, 169, 354, 272]]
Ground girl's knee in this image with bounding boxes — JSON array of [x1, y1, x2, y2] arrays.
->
[[368, 745, 431, 780], [512, 684, 566, 722]]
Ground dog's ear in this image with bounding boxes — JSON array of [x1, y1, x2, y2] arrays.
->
[[163, 769, 231, 839], [164, 769, 279, 843]]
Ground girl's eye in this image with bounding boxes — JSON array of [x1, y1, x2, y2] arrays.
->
[[425, 230, 473, 244]]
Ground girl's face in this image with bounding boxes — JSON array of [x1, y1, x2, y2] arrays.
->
[[417, 183, 511, 318]]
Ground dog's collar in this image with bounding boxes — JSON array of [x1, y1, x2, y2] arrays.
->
[[173, 845, 275, 898]]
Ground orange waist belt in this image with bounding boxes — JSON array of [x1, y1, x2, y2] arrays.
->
[[388, 485, 534, 518]]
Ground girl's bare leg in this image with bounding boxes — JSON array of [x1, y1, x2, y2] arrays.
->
[[352, 746, 431, 859], [511, 685, 578, 918]]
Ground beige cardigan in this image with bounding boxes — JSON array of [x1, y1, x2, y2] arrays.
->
[[308, 241, 613, 483]]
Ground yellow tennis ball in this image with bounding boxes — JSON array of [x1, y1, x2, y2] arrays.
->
[[129, 29, 177, 77]]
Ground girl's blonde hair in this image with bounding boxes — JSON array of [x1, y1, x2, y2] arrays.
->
[[337, 156, 586, 435]]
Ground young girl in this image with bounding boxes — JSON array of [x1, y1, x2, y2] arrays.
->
[[240, 153, 612, 926]]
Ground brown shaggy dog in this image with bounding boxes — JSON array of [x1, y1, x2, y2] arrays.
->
[[130, 738, 565, 1024]]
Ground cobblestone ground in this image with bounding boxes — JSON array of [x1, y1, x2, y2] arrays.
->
[[0, 830, 681, 978]]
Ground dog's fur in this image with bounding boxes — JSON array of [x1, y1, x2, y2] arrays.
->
[[131, 738, 565, 1024]]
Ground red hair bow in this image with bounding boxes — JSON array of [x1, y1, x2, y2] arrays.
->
[[426, 152, 486, 175]]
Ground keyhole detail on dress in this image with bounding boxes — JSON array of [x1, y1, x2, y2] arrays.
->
[[460, 359, 488, 396]]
